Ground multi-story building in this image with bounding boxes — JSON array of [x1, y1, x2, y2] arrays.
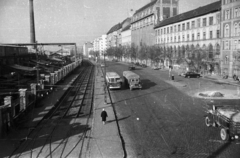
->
[[99, 35, 107, 53], [93, 38, 100, 52], [154, 1, 221, 73], [106, 23, 122, 48], [83, 42, 93, 58], [221, 0, 240, 77], [131, 0, 179, 47], [121, 18, 132, 46]]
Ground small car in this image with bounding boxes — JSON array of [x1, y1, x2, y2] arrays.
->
[[151, 65, 159, 70], [184, 71, 200, 78], [128, 65, 135, 70]]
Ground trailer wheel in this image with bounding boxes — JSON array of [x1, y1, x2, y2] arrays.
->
[[220, 128, 230, 141], [205, 116, 211, 127]]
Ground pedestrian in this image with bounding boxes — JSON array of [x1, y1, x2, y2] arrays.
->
[[101, 109, 108, 125]]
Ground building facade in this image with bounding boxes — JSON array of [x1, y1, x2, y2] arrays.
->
[[106, 23, 122, 48], [121, 18, 132, 46], [83, 42, 93, 58], [221, 0, 240, 77], [131, 0, 179, 47], [155, 1, 221, 73]]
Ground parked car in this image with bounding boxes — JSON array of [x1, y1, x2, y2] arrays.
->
[[128, 64, 135, 70], [184, 71, 200, 78], [151, 65, 159, 70], [205, 105, 240, 141], [141, 64, 147, 68]]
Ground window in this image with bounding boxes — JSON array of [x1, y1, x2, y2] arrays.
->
[[203, 32, 206, 39], [234, 40, 237, 50], [203, 18, 207, 26], [216, 13, 220, 24], [238, 23, 240, 36], [182, 35, 185, 41], [225, 40, 229, 50], [224, 24, 229, 37], [197, 18, 201, 27], [178, 24, 181, 31], [187, 34, 189, 41], [234, 23, 238, 35], [192, 34, 194, 41], [164, 28, 166, 34], [191, 21, 195, 28], [217, 30, 220, 38], [174, 25, 176, 32], [187, 22, 190, 30], [210, 31, 213, 39], [235, 8, 238, 18], [197, 33, 200, 40], [225, 10, 230, 20], [182, 23, 185, 31], [174, 36, 176, 42], [178, 35, 180, 42], [238, 8, 240, 17], [167, 27, 169, 34], [209, 17, 213, 25]]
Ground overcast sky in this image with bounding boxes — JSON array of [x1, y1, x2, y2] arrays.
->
[[0, 0, 218, 47]]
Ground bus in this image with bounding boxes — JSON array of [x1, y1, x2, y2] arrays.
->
[[105, 72, 122, 89], [122, 71, 142, 90]]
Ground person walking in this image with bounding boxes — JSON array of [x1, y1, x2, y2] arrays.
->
[[101, 109, 108, 125]]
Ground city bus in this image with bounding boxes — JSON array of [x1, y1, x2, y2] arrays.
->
[[105, 72, 122, 89], [122, 71, 142, 90]]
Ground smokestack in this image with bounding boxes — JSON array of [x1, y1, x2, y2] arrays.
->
[[29, 0, 36, 49]]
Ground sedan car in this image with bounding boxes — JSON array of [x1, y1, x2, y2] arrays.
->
[[184, 72, 201, 78]]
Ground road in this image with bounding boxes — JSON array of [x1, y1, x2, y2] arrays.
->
[[105, 61, 240, 158]]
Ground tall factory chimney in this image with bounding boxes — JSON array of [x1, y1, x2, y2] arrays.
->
[[29, 0, 36, 49]]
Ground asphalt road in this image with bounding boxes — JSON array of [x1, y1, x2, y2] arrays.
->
[[105, 61, 240, 158]]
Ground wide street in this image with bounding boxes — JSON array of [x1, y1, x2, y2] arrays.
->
[[105, 60, 240, 158]]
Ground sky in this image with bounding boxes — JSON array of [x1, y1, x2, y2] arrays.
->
[[0, 0, 219, 47]]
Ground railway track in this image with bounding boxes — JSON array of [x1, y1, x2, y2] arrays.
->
[[10, 61, 95, 158]]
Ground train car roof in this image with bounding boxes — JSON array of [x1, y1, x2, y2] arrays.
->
[[106, 72, 121, 78], [123, 71, 140, 79]]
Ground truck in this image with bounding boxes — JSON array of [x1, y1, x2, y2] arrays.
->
[[205, 105, 240, 141], [122, 71, 142, 90]]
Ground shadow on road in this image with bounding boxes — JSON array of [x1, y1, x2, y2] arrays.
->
[[107, 115, 131, 124]]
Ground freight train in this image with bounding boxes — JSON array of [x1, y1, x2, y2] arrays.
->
[[0, 45, 28, 57]]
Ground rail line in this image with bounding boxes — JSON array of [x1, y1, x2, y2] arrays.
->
[[10, 61, 95, 158]]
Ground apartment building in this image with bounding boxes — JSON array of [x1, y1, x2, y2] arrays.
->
[[121, 18, 132, 46], [106, 23, 122, 48], [154, 1, 221, 72], [131, 0, 179, 47], [221, 0, 240, 77]]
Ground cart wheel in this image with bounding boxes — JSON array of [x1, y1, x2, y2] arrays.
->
[[220, 128, 230, 141], [205, 116, 211, 127]]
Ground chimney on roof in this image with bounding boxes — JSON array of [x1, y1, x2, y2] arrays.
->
[[128, 9, 134, 17]]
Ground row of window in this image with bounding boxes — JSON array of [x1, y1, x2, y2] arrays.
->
[[155, 14, 219, 36], [224, 6, 240, 21], [224, 22, 240, 37], [222, 39, 240, 50], [131, 16, 155, 30], [223, 0, 240, 5], [132, 7, 153, 22], [157, 30, 220, 44]]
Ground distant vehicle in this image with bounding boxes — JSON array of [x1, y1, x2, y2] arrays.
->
[[151, 65, 159, 70], [112, 59, 118, 62], [135, 62, 140, 66], [123, 71, 142, 90], [184, 71, 200, 78], [205, 105, 240, 141], [128, 64, 135, 70], [141, 64, 147, 68], [105, 72, 122, 89]]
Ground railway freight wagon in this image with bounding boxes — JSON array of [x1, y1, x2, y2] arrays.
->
[[0, 45, 28, 57], [123, 71, 142, 90]]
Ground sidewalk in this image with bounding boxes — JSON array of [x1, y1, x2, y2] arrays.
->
[[87, 64, 123, 158]]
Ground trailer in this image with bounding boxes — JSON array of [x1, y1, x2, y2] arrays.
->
[[205, 105, 240, 141], [123, 71, 142, 90]]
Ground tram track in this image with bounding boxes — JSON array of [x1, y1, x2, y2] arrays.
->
[[10, 61, 95, 158]]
